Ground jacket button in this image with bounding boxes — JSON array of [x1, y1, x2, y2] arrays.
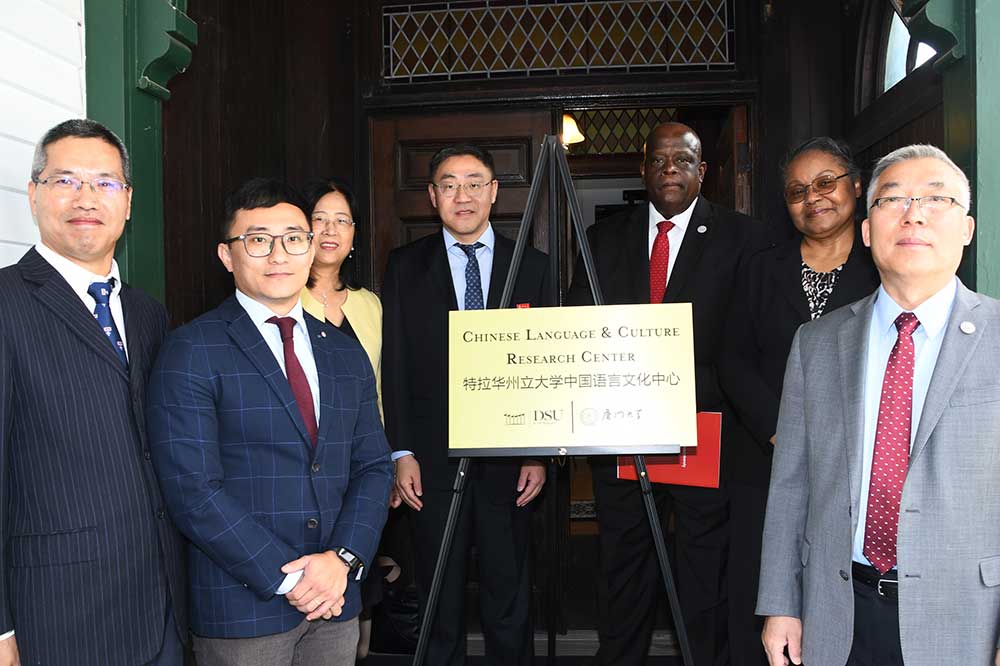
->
[[311, 463, 321, 473], [306, 518, 319, 529], [144, 450, 151, 461], [839, 569, 849, 581], [156, 508, 166, 520]]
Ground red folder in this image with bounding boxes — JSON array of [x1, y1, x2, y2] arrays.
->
[[616, 412, 721, 488]]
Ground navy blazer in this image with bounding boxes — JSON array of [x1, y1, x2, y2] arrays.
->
[[0, 249, 186, 665], [147, 295, 393, 639]]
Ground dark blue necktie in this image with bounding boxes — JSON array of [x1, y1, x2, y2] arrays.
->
[[88, 279, 128, 366], [457, 242, 485, 310]]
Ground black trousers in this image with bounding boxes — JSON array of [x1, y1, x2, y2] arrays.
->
[[727, 482, 769, 666], [591, 458, 729, 666], [845, 579, 904, 666], [410, 474, 534, 666]]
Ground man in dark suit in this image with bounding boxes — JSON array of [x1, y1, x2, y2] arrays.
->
[[0, 118, 186, 665], [382, 144, 550, 665], [147, 178, 393, 665], [567, 122, 767, 665]]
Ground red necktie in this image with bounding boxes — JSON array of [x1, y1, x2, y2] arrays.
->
[[649, 220, 675, 304], [267, 316, 318, 446], [863, 311, 920, 573]]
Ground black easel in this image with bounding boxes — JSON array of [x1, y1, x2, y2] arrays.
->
[[412, 135, 694, 666]]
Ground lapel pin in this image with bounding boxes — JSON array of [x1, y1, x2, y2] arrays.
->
[[960, 321, 976, 334], [319, 331, 327, 338], [697, 225, 707, 234]]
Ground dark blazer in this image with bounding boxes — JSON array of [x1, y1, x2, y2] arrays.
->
[[718, 234, 879, 485], [382, 230, 550, 491], [147, 296, 393, 639], [0, 248, 186, 665], [566, 197, 767, 414]]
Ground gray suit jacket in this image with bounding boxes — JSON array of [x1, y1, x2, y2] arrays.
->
[[758, 281, 1000, 666]]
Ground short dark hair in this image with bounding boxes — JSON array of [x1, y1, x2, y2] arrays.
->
[[302, 177, 361, 291], [32, 118, 131, 185], [780, 136, 861, 184], [221, 177, 307, 240], [428, 144, 496, 181]]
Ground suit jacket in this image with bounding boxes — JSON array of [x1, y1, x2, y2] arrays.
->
[[566, 198, 768, 476], [301, 286, 384, 419], [381, 230, 550, 491], [0, 248, 186, 665], [147, 295, 393, 639], [757, 282, 1000, 666], [718, 235, 879, 486]]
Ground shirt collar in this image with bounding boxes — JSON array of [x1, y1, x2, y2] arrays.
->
[[442, 223, 495, 252], [35, 242, 122, 297], [648, 196, 698, 235], [235, 289, 308, 332], [872, 276, 958, 341]]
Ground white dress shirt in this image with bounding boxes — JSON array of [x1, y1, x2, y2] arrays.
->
[[234, 290, 321, 594], [35, 242, 129, 359], [647, 196, 697, 292], [852, 278, 957, 565]]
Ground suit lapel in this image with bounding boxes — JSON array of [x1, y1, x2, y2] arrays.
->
[[663, 198, 711, 301], [838, 293, 876, 520], [772, 238, 811, 322], [486, 233, 513, 309], [910, 284, 983, 465], [625, 206, 649, 303], [307, 315, 336, 447], [20, 249, 129, 381], [121, 285, 148, 390], [223, 296, 314, 449], [424, 232, 459, 310]]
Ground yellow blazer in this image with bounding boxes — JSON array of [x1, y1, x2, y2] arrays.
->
[[301, 286, 383, 420]]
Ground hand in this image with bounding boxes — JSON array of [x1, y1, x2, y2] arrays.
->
[[762, 616, 802, 666], [995, 648, 999, 666], [389, 485, 402, 509], [515, 459, 546, 507], [769, 435, 776, 446], [0, 635, 19, 666], [394, 455, 423, 511], [282, 551, 350, 620]]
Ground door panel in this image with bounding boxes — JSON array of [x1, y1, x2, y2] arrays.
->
[[368, 109, 552, 290]]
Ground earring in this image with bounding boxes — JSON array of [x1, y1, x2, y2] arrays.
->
[[349, 247, 354, 258]]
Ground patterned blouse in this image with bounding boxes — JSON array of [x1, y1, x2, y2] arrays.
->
[[801, 262, 845, 320]]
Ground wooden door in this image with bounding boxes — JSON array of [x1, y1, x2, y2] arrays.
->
[[368, 109, 552, 290], [708, 105, 752, 215]]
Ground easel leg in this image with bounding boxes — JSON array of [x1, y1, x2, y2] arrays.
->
[[412, 457, 471, 666], [633, 454, 695, 666]]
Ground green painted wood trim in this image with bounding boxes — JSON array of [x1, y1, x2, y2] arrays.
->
[[84, 0, 196, 302], [973, 0, 999, 296]]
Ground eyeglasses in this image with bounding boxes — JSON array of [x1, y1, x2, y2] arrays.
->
[[431, 180, 496, 198], [311, 215, 355, 230], [224, 231, 314, 257], [783, 173, 851, 204], [34, 175, 130, 196], [870, 195, 964, 214]]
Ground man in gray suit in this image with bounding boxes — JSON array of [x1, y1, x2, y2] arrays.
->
[[758, 144, 1000, 666]]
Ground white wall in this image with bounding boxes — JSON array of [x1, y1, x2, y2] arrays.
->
[[573, 177, 644, 232], [0, 0, 86, 267]]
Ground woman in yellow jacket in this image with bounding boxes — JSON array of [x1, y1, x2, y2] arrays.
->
[[300, 177, 383, 417]]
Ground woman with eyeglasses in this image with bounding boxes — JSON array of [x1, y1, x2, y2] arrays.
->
[[718, 137, 879, 666], [300, 178, 383, 417]]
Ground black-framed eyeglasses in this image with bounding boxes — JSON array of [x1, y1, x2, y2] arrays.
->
[[869, 195, 964, 214], [784, 173, 851, 204], [224, 231, 314, 257], [431, 180, 496, 198], [34, 175, 130, 195]]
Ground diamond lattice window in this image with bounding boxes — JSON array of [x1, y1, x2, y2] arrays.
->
[[383, 1, 736, 83], [570, 108, 678, 155]]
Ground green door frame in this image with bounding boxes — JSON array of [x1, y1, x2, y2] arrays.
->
[[84, 0, 196, 302]]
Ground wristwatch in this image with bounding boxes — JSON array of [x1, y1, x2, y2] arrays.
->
[[335, 547, 365, 581]]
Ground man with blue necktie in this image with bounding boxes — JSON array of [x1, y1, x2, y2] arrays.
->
[[382, 144, 551, 665], [147, 178, 393, 665], [0, 118, 187, 665]]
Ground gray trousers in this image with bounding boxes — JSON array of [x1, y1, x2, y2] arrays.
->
[[193, 617, 359, 666]]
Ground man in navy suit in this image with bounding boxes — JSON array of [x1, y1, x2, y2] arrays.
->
[[0, 119, 186, 665], [148, 178, 393, 665]]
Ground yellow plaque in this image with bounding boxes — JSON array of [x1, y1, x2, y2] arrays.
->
[[449, 303, 697, 456]]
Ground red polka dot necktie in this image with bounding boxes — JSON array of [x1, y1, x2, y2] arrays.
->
[[267, 316, 318, 446], [649, 220, 674, 304], [863, 311, 920, 573]]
